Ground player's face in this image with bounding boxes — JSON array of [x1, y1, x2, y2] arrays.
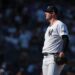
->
[[45, 12, 52, 21]]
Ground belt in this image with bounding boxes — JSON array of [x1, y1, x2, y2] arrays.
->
[[43, 52, 59, 56]]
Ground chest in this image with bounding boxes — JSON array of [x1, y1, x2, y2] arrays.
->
[[45, 25, 58, 38]]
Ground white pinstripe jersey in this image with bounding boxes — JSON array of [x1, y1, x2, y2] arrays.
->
[[42, 20, 68, 53]]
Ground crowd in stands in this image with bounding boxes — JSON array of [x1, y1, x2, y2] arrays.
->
[[0, 0, 75, 75]]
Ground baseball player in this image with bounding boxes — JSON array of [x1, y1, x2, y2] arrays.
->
[[42, 5, 69, 75]]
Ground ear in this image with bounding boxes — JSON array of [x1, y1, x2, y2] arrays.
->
[[52, 12, 55, 15], [51, 12, 56, 16]]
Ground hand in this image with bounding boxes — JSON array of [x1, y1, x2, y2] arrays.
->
[[59, 52, 64, 58]]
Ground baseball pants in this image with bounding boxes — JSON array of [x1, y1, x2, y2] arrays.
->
[[42, 54, 65, 75]]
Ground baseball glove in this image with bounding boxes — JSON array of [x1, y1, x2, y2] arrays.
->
[[54, 54, 67, 65]]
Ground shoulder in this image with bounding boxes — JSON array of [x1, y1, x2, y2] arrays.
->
[[56, 20, 67, 27], [57, 20, 65, 25]]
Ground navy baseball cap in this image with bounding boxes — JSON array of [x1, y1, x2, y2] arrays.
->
[[44, 5, 58, 14]]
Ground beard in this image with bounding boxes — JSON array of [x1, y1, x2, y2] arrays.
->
[[46, 16, 52, 22]]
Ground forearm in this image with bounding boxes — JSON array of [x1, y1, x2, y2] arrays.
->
[[62, 35, 69, 53]]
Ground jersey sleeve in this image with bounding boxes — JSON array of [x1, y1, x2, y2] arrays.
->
[[57, 23, 68, 36]]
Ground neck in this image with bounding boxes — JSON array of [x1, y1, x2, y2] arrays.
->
[[49, 18, 57, 25]]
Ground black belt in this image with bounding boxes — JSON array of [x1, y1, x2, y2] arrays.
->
[[43, 52, 59, 56]]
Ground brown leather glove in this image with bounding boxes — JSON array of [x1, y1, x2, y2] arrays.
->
[[54, 54, 67, 65]]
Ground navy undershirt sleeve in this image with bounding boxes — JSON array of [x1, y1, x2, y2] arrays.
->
[[62, 35, 69, 53]]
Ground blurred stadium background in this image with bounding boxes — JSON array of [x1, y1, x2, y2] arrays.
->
[[0, 0, 75, 75]]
